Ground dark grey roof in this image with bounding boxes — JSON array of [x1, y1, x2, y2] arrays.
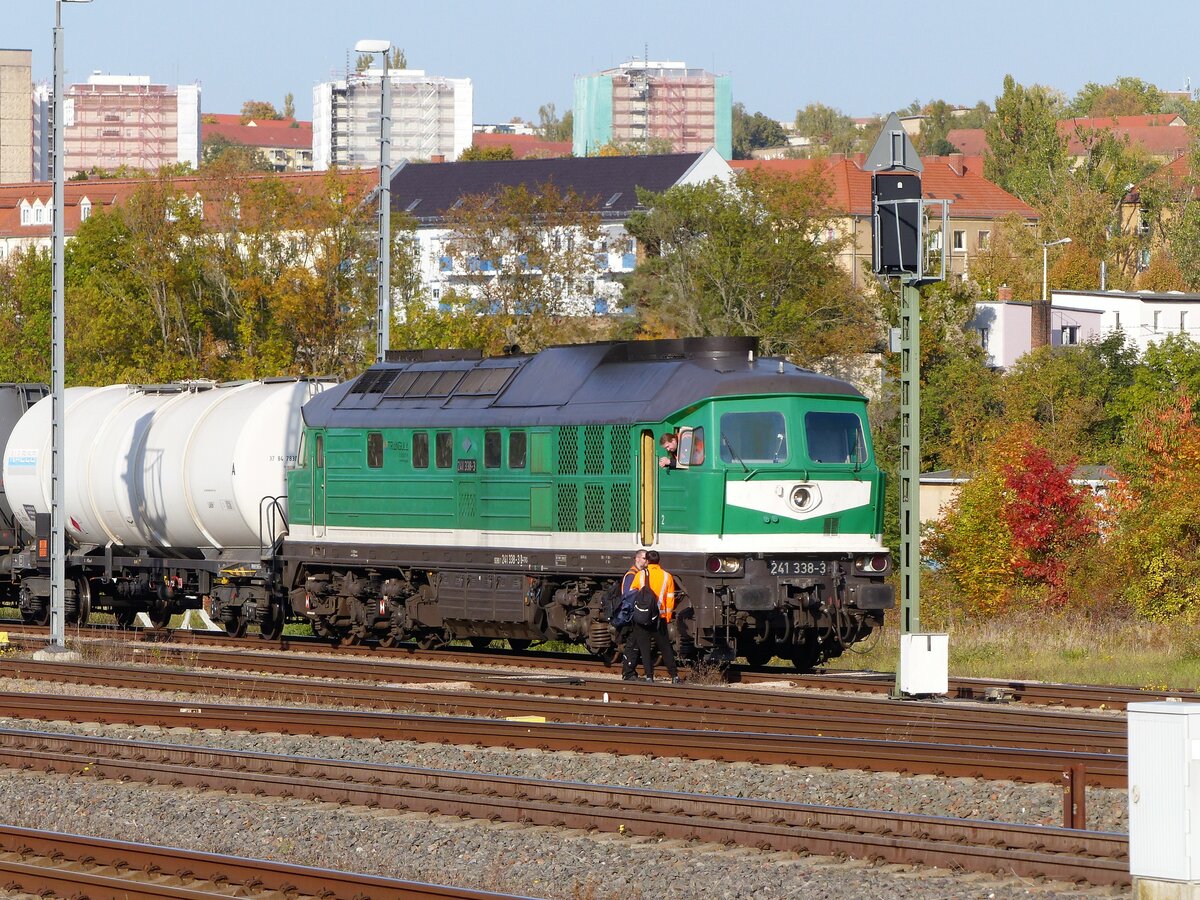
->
[[303, 338, 864, 430], [389, 153, 705, 224]]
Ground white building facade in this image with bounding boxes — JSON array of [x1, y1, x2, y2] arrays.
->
[[313, 69, 472, 169]]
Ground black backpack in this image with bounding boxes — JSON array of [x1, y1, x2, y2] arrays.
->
[[630, 585, 659, 627]]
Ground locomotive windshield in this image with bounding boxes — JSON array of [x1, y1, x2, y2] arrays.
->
[[719, 411, 788, 464], [804, 411, 867, 464]]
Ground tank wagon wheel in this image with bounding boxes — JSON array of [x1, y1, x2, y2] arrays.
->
[[24, 607, 49, 627], [228, 612, 249, 639], [258, 604, 284, 642], [70, 578, 91, 626], [507, 639, 532, 652], [468, 637, 493, 650], [114, 608, 136, 629]]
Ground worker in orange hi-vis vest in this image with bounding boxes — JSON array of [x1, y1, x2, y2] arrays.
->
[[639, 549, 681, 683]]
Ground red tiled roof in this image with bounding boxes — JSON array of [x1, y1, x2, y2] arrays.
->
[[201, 114, 313, 150], [470, 132, 572, 159], [731, 155, 1037, 219], [948, 116, 1191, 161], [0, 170, 371, 239]]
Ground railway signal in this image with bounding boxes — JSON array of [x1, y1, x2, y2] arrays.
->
[[868, 114, 949, 697]]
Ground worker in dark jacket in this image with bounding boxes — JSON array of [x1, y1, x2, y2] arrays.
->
[[622, 550, 681, 683]]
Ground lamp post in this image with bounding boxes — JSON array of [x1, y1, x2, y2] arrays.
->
[[1042, 237, 1071, 304], [48, 0, 92, 652], [355, 39, 392, 363]]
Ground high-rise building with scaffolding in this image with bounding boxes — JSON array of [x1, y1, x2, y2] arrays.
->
[[573, 60, 731, 159], [31, 74, 200, 179], [312, 68, 472, 170]]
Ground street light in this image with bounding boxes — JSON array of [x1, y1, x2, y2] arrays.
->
[[355, 38, 392, 363], [1042, 237, 1072, 304], [48, 0, 93, 653]]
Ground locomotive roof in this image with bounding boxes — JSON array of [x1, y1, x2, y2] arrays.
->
[[302, 338, 864, 429]]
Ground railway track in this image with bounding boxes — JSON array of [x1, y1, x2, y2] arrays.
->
[[0, 653, 1129, 756], [0, 821, 522, 898], [0, 728, 1131, 887], [5, 622, 1194, 710]]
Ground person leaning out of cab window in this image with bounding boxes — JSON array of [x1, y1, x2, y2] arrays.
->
[[659, 432, 678, 469]]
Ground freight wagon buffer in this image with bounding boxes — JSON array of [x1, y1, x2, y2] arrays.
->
[[285, 337, 894, 668]]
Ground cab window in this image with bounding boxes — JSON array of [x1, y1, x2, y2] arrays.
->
[[676, 426, 705, 467], [367, 432, 384, 468], [719, 411, 787, 464], [805, 411, 866, 464]]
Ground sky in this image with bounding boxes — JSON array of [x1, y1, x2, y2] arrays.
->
[[6, 1, 1200, 126]]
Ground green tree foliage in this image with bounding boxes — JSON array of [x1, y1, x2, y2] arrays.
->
[[731, 103, 787, 159], [984, 75, 1069, 204], [440, 182, 606, 353], [592, 138, 675, 156], [623, 168, 878, 366], [240, 100, 281, 122], [1108, 392, 1200, 619], [457, 145, 516, 161], [0, 248, 51, 382], [1067, 77, 1164, 118], [537, 103, 573, 143], [970, 212, 1042, 300], [792, 103, 861, 155], [200, 133, 272, 172], [283, 93, 295, 119]]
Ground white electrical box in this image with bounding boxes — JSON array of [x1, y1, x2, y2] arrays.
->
[[1129, 701, 1200, 882], [898, 632, 948, 695]]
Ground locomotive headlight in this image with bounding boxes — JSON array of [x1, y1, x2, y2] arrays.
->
[[788, 483, 820, 512], [705, 555, 743, 574], [854, 553, 892, 574]]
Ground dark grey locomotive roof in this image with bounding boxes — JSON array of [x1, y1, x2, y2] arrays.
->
[[302, 338, 865, 429]]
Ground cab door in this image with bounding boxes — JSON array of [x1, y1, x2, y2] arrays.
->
[[312, 433, 326, 538], [637, 429, 656, 546]]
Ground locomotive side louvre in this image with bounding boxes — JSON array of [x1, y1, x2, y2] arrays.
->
[[283, 338, 894, 667]]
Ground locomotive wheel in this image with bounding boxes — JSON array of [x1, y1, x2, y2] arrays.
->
[[507, 639, 531, 652], [23, 605, 49, 627], [468, 637, 493, 650], [740, 644, 774, 668], [148, 599, 172, 629]]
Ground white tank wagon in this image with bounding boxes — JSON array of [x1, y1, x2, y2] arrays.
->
[[2, 378, 330, 633], [4, 379, 327, 551]]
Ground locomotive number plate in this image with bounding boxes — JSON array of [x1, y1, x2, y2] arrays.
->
[[768, 559, 827, 577]]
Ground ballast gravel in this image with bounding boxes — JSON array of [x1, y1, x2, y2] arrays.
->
[[0, 714, 1125, 899]]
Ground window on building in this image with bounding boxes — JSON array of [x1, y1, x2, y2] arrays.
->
[[952, 230, 965, 251], [977, 230, 990, 250], [1182, 310, 1189, 333], [1114, 311, 1121, 330], [367, 432, 384, 468], [1153, 310, 1161, 332], [79, 198, 92, 221], [1061, 325, 1079, 346], [978, 326, 990, 351], [34, 207, 43, 225], [435, 431, 453, 468], [412, 432, 429, 469], [20, 206, 30, 226]]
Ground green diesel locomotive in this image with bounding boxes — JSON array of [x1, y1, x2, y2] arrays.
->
[[283, 337, 894, 669]]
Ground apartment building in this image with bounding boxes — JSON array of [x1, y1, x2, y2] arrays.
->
[[313, 68, 472, 169], [0, 50, 32, 183], [32, 73, 200, 178], [201, 113, 314, 172], [573, 60, 732, 159]]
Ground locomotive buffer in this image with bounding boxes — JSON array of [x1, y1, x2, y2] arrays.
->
[[867, 114, 949, 698]]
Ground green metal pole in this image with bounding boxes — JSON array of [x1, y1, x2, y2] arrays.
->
[[899, 278, 920, 635]]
